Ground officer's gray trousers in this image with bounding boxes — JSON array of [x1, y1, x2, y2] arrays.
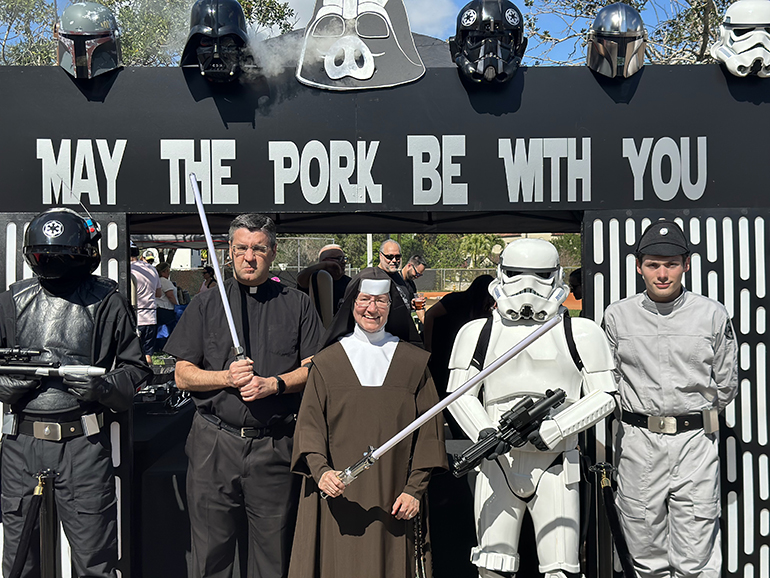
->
[[1, 429, 118, 578], [615, 423, 722, 578], [186, 412, 299, 578]]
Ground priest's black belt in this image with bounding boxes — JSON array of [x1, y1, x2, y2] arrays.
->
[[199, 411, 295, 439], [18, 412, 104, 441], [621, 411, 703, 434]]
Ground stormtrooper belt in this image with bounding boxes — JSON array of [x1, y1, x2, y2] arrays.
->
[[18, 412, 104, 441], [621, 411, 703, 434]]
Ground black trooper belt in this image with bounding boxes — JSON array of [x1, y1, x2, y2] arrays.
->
[[199, 411, 294, 439], [621, 411, 703, 434], [18, 412, 104, 441]]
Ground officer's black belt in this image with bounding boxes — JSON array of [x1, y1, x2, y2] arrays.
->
[[621, 411, 703, 434], [199, 411, 294, 439], [18, 412, 103, 441]]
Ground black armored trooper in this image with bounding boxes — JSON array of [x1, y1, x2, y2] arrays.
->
[[0, 208, 150, 577]]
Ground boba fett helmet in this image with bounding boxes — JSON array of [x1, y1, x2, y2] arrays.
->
[[57, 2, 122, 79], [586, 3, 647, 78]]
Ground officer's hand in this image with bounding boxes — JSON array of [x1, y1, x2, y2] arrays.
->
[[0, 375, 40, 404], [319, 470, 346, 498], [478, 427, 511, 460], [227, 358, 254, 389], [239, 375, 277, 402], [66, 376, 109, 402]]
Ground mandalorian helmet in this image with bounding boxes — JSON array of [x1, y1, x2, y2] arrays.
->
[[586, 3, 647, 78], [24, 208, 101, 280], [181, 0, 250, 82], [711, 0, 770, 77], [57, 2, 122, 80], [449, 0, 527, 83], [488, 238, 568, 322]]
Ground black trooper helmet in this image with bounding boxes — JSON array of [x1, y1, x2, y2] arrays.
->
[[57, 2, 122, 80], [23, 208, 101, 279], [181, 0, 250, 81], [449, 0, 527, 83]]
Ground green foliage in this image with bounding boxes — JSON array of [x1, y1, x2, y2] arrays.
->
[[241, 0, 296, 35], [459, 234, 504, 268], [0, 0, 56, 65], [550, 233, 581, 269]]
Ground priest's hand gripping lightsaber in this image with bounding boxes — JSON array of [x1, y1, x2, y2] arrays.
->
[[188, 172, 245, 360], [320, 314, 563, 498]]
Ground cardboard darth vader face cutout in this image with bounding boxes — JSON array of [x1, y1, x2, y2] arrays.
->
[[296, 0, 425, 91]]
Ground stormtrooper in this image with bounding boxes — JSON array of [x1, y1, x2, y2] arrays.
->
[[57, 2, 122, 80], [446, 238, 617, 578], [0, 208, 149, 577], [711, 0, 770, 77], [586, 3, 647, 79]]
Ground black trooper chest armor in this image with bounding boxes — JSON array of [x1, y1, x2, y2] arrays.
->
[[12, 277, 115, 414]]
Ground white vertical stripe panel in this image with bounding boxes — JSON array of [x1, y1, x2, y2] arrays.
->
[[739, 217, 750, 281], [761, 509, 769, 535], [61, 530, 72, 578], [708, 270, 718, 301], [593, 219, 604, 265], [21, 223, 31, 280], [761, 545, 769, 578], [727, 399, 737, 429], [740, 343, 751, 371], [706, 217, 718, 262], [756, 217, 766, 299], [107, 222, 119, 250], [108, 258, 119, 283], [594, 419, 606, 464], [625, 218, 635, 248], [743, 452, 754, 554], [593, 272, 605, 324], [742, 379, 753, 443], [93, 241, 103, 276], [689, 217, 701, 245], [727, 435, 737, 481], [5, 223, 16, 289], [757, 343, 767, 446], [111, 420, 121, 467], [116, 475, 122, 559], [722, 218, 735, 317], [759, 455, 769, 500], [740, 289, 750, 335], [609, 219, 620, 304], [640, 218, 651, 233], [626, 254, 637, 298], [744, 563, 754, 578], [727, 490, 739, 572], [758, 308, 767, 335], [691, 253, 702, 295]]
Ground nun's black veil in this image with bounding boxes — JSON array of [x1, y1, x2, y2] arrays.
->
[[320, 267, 423, 348]]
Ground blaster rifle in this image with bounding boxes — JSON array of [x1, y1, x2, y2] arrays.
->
[[452, 388, 567, 478], [0, 348, 105, 380]]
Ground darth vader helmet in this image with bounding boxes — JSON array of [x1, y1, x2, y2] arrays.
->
[[181, 0, 251, 81], [488, 238, 568, 322], [57, 2, 122, 79], [711, 0, 770, 77], [586, 3, 647, 78], [449, 0, 527, 83], [24, 208, 101, 280]]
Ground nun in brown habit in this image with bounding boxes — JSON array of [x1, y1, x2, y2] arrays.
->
[[289, 268, 447, 578]]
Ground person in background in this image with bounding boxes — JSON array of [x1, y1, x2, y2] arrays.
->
[[199, 265, 217, 293], [401, 255, 428, 322], [296, 244, 351, 315], [377, 239, 411, 309], [131, 244, 161, 363], [155, 262, 178, 349]]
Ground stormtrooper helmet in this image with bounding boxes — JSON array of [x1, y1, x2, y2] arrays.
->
[[711, 0, 770, 77], [586, 3, 647, 78], [488, 238, 568, 322], [449, 0, 527, 83], [181, 0, 251, 82], [57, 2, 122, 79]]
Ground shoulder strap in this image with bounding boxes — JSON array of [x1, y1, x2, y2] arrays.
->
[[471, 316, 494, 371], [562, 310, 584, 371]]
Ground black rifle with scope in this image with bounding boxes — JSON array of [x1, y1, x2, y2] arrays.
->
[[451, 388, 567, 477], [0, 347, 105, 379]]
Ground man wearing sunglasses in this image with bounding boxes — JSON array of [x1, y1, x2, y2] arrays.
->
[[377, 239, 414, 317], [401, 255, 428, 322]]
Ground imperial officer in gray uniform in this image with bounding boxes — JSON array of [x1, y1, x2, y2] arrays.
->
[[0, 208, 150, 577], [603, 220, 738, 578]]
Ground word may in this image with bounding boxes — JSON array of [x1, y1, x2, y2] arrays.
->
[[269, 140, 381, 204], [37, 139, 126, 205], [160, 140, 238, 204], [623, 137, 707, 201]]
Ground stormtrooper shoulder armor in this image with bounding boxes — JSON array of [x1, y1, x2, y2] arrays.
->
[[569, 317, 614, 373], [448, 317, 490, 371]]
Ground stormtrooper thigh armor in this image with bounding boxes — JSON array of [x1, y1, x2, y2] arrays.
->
[[447, 314, 616, 576]]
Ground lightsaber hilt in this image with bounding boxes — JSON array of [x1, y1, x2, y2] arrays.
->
[[320, 445, 377, 500]]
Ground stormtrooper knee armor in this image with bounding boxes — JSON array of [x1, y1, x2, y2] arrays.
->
[[446, 239, 617, 577]]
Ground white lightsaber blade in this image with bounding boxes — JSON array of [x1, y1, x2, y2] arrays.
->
[[188, 173, 243, 357]]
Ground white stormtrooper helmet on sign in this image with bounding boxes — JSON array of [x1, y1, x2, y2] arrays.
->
[[488, 238, 568, 322], [712, 0, 770, 77]]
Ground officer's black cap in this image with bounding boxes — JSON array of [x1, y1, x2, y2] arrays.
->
[[636, 220, 690, 257]]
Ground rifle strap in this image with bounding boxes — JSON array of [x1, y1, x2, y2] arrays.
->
[[471, 316, 494, 371], [562, 310, 584, 372]]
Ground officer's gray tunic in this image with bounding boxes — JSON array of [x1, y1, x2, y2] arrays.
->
[[603, 289, 738, 578]]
